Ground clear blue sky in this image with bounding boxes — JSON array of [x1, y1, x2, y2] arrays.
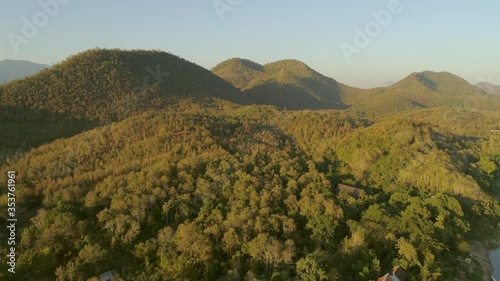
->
[[1, 0, 499, 88]]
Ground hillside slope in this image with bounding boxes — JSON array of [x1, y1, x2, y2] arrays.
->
[[350, 71, 500, 116], [213, 61, 500, 115], [213, 58, 362, 109], [0, 106, 498, 280], [0, 49, 251, 122]]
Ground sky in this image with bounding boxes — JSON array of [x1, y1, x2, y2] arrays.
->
[[1, 0, 499, 88]]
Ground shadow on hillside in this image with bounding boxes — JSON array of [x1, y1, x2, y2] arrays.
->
[[410, 100, 427, 108], [417, 73, 439, 91], [244, 83, 348, 110], [240, 59, 264, 72], [205, 117, 302, 157], [0, 105, 98, 163], [301, 77, 343, 100]]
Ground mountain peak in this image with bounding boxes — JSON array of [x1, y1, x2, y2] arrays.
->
[[213, 57, 353, 110], [212, 58, 266, 89], [264, 59, 316, 77], [393, 70, 473, 93], [213, 58, 263, 72], [416, 70, 468, 82], [0, 49, 249, 122], [265, 59, 310, 68]]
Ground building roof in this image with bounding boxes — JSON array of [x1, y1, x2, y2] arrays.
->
[[378, 273, 394, 281], [392, 266, 406, 280], [100, 271, 113, 281], [336, 184, 363, 198], [377, 266, 406, 281]]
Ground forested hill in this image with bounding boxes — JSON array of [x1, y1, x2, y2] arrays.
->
[[348, 71, 500, 116], [0, 49, 251, 123], [213, 59, 500, 114], [2, 49, 500, 123], [212, 58, 361, 110], [1, 49, 500, 160], [0, 49, 499, 280], [0, 106, 498, 280]]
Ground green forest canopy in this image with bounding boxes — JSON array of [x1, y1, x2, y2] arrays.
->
[[0, 49, 499, 281], [0, 105, 499, 281]]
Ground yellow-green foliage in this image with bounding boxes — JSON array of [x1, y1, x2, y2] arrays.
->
[[0, 49, 249, 123], [0, 106, 498, 281], [0, 50, 499, 281]]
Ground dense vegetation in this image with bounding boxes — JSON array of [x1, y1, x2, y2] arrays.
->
[[0, 49, 499, 280], [0, 105, 499, 281], [348, 72, 500, 117], [212, 58, 357, 110], [0, 49, 253, 161], [0, 49, 250, 123], [2, 50, 499, 123], [213, 59, 500, 115]]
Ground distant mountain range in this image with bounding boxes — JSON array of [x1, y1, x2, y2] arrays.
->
[[383, 81, 396, 87], [0, 49, 250, 122], [0, 59, 49, 84], [476, 81, 500, 95], [1, 49, 499, 123], [213, 59, 500, 115]]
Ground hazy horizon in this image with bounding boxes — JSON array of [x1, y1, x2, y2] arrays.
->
[[1, 0, 499, 88]]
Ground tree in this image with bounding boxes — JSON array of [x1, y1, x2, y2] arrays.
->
[[296, 252, 328, 281]]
